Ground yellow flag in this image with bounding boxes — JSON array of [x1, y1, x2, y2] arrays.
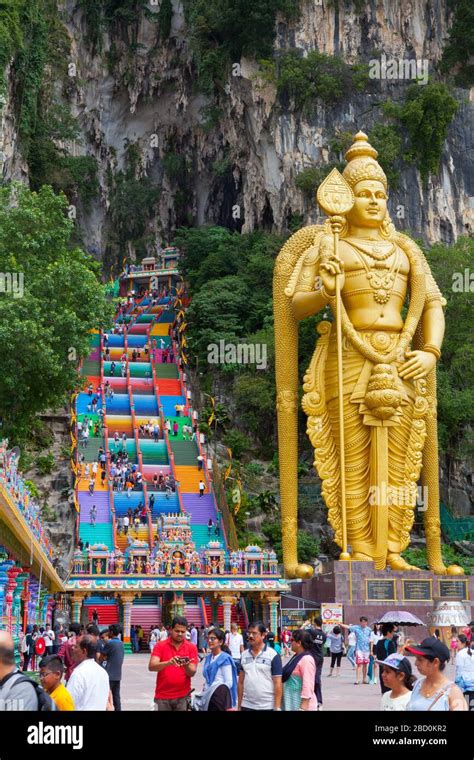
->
[[224, 448, 233, 481]]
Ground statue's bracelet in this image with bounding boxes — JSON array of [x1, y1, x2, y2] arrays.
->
[[423, 344, 441, 361], [320, 284, 334, 300]]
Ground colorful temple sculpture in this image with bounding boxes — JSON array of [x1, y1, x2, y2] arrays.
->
[[0, 440, 64, 655]]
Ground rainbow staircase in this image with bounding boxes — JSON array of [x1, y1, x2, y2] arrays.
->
[[74, 290, 231, 642]]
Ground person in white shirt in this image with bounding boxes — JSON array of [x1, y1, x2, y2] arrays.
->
[[44, 626, 55, 652], [159, 626, 168, 641], [66, 635, 110, 711], [226, 623, 244, 667], [378, 654, 415, 711]]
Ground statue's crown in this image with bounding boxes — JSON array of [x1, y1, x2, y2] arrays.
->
[[343, 131, 388, 190]]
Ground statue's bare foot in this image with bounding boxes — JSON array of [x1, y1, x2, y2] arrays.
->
[[351, 552, 373, 561], [387, 553, 420, 571]]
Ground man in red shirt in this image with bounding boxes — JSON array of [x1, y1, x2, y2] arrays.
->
[[148, 616, 198, 711], [58, 623, 83, 682]]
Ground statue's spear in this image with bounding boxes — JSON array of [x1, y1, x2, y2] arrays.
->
[[316, 168, 355, 562]]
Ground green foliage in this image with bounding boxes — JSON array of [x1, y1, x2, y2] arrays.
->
[[295, 162, 344, 198], [368, 124, 402, 188], [174, 226, 323, 452], [212, 158, 232, 177], [261, 520, 320, 563], [439, 0, 474, 87], [35, 453, 55, 475], [399, 83, 459, 181], [158, 0, 173, 40], [277, 50, 369, 112], [79, 0, 157, 50], [108, 146, 160, 256], [24, 480, 40, 499], [0, 183, 114, 441], [402, 546, 473, 575], [248, 490, 278, 515], [183, 0, 300, 93], [377, 82, 459, 183], [222, 429, 252, 459], [244, 461, 265, 476], [425, 236, 474, 456], [0, 0, 23, 95]]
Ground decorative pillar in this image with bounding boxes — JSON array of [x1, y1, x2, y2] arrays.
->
[[220, 595, 235, 633], [20, 577, 30, 633], [266, 596, 280, 636], [11, 569, 26, 665], [72, 593, 86, 624], [120, 592, 136, 653]]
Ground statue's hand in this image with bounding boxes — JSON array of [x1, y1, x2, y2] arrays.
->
[[399, 350, 436, 381], [319, 235, 345, 296]]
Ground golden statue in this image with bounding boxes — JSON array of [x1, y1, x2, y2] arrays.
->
[[274, 131, 463, 579]]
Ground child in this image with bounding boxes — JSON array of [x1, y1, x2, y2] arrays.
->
[[378, 654, 415, 711], [39, 655, 74, 711]]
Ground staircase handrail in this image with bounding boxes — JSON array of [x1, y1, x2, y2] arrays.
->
[[211, 458, 239, 551]]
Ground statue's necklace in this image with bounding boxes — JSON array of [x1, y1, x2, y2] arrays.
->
[[349, 244, 401, 308], [347, 239, 396, 261]]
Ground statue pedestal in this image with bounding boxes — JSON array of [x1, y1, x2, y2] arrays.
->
[[292, 560, 473, 641]]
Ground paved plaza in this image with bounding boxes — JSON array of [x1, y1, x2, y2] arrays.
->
[[120, 652, 458, 711]]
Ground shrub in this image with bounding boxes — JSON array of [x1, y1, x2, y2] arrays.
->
[[35, 453, 55, 475], [223, 429, 252, 459]]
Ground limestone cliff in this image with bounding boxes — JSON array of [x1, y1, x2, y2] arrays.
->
[[1, 0, 473, 259]]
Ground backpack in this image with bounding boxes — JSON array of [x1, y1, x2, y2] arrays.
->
[[2, 673, 57, 711]]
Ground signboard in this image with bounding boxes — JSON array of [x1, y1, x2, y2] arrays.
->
[[321, 603, 343, 635], [402, 579, 432, 601], [366, 579, 396, 601], [281, 608, 320, 631], [439, 579, 469, 600]]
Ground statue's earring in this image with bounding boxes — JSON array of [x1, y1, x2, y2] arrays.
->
[[380, 213, 395, 239]]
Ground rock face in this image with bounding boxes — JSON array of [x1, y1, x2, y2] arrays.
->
[[440, 453, 474, 518], [1, 0, 473, 255], [22, 413, 76, 580]]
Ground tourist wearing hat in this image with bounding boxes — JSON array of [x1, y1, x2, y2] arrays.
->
[[377, 654, 415, 711], [405, 637, 467, 711]]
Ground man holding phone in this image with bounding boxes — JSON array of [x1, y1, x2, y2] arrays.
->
[[148, 616, 198, 711]]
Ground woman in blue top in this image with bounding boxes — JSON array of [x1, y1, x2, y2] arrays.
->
[[406, 637, 466, 711], [194, 627, 238, 711], [455, 634, 474, 711]]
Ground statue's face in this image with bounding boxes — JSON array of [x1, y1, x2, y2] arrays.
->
[[346, 180, 388, 228]]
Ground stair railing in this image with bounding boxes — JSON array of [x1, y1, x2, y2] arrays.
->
[[151, 349, 182, 512]]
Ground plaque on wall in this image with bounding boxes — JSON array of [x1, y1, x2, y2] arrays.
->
[[439, 579, 468, 600], [402, 579, 432, 601], [366, 579, 396, 601]]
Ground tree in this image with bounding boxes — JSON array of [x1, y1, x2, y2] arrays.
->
[[0, 183, 113, 441]]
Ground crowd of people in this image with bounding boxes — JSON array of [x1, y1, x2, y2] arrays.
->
[[0, 616, 473, 712], [0, 622, 124, 711]]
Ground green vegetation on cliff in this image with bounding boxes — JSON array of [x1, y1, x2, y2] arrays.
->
[[440, 0, 474, 87], [277, 50, 369, 111], [0, 184, 113, 442]]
